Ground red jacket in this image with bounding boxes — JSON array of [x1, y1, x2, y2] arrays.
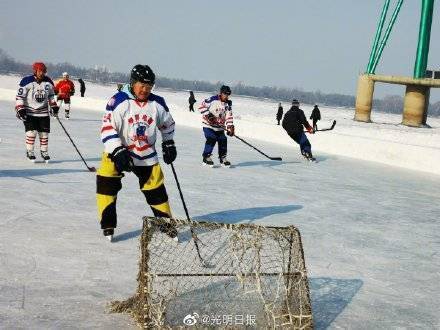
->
[[55, 79, 75, 99]]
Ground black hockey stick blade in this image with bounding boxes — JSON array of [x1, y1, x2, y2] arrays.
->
[[234, 135, 282, 161], [315, 120, 336, 132]]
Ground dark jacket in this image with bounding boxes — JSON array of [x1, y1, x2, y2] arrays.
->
[[188, 92, 196, 105], [282, 106, 311, 137], [310, 106, 321, 121], [276, 105, 283, 120], [78, 78, 86, 92]]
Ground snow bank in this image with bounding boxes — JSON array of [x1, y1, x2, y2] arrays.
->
[[2, 74, 440, 175]]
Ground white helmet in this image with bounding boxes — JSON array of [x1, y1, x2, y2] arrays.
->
[[62, 72, 69, 78]]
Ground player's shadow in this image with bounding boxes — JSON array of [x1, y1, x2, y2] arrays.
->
[[112, 229, 142, 242], [234, 160, 299, 168], [0, 168, 89, 178], [310, 277, 363, 329], [193, 205, 302, 224], [114, 205, 302, 243]]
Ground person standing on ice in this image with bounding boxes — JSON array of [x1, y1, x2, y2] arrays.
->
[[188, 91, 196, 112], [54, 72, 75, 119], [96, 64, 177, 242], [310, 104, 321, 131], [15, 62, 59, 162], [282, 99, 316, 161], [199, 85, 234, 167], [78, 78, 86, 97], [276, 102, 283, 125]]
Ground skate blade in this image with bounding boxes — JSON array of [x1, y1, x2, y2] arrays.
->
[[45, 160, 50, 164], [202, 162, 215, 168], [106, 235, 114, 242]]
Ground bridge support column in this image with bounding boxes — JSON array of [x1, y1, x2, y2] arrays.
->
[[402, 85, 430, 127], [354, 74, 374, 122]]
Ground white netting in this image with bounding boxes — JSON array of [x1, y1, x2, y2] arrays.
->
[[110, 217, 313, 329]]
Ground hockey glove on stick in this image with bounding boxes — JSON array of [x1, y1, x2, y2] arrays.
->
[[50, 106, 60, 117], [226, 125, 235, 136], [109, 146, 133, 173], [16, 108, 27, 121], [162, 140, 177, 164], [206, 112, 216, 125]]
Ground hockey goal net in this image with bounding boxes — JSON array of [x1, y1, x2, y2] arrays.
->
[[110, 216, 313, 329]]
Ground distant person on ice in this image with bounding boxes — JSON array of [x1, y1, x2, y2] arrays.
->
[[199, 85, 234, 167], [96, 64, 177, 242], [188, 91, 196, 112], [54, 72, 75, 119], [276, 102, 283, 125], [282, 99, 316, 161], [78, 78, 86, 97], [310, 104, 321, 131], [15, 62, 59, 162]]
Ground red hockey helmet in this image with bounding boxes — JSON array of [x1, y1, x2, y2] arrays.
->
[[32, 62, 47, 73]]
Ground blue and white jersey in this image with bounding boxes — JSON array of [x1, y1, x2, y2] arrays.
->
[[101, 84, 175, 166], [199, 95, 233, 131], [15, 75, 56, 117]]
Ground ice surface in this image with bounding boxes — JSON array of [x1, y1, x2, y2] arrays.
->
[[0, 75, 439, 328]]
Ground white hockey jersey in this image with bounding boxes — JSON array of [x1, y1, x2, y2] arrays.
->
[[199, 95, 233, 131], [15, 75, 57, 117], [101, 85, 175, 166]]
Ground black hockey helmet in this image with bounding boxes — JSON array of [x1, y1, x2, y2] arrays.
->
[[130, 64, 155, 85], [220, 85, 231, 95], [292, 99, 300, 106]]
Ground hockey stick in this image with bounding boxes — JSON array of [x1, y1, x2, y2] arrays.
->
[[170, 163, 207, 267], [307, 120, 336, 133], [55, 116, 96, 172], [234, 135, 282, 161]]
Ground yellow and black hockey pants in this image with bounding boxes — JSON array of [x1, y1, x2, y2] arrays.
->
[[96, 153, 171, 229]]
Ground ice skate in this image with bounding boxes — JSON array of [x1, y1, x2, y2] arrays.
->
[[304, 152, 316, 162], [103, 228, 114, 242], [202, 155, 214, 167], [65, 111, 70, 120], [220, 156, 231, 167], [40, 151, 50, 163], [26, 150, 36, 162], [159, 223, 179, 242]]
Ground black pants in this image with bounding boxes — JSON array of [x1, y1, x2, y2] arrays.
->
[[24, 116, 50, 133], [312, 119, 318, 130]]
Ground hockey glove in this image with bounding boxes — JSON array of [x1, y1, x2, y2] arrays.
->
[[226, 125, 235, 136], [16, 108, 27, 121], [162, 140, 177, 164], [206, 112, 216, 125], [50, 106, 59, 117], [306, 126, 314, 134], [109, 146, 133, 173]]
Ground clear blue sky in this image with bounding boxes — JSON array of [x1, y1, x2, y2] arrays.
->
[[1, 0, 439, 100]]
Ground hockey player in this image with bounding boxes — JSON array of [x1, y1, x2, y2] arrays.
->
[[54, 72, 75, 119], [199, 85, 234, 167], [96, 64, 177, 242], [282, 99, 316, 161], [15, 62, 59, 162], [310, 104, 321, 131]]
